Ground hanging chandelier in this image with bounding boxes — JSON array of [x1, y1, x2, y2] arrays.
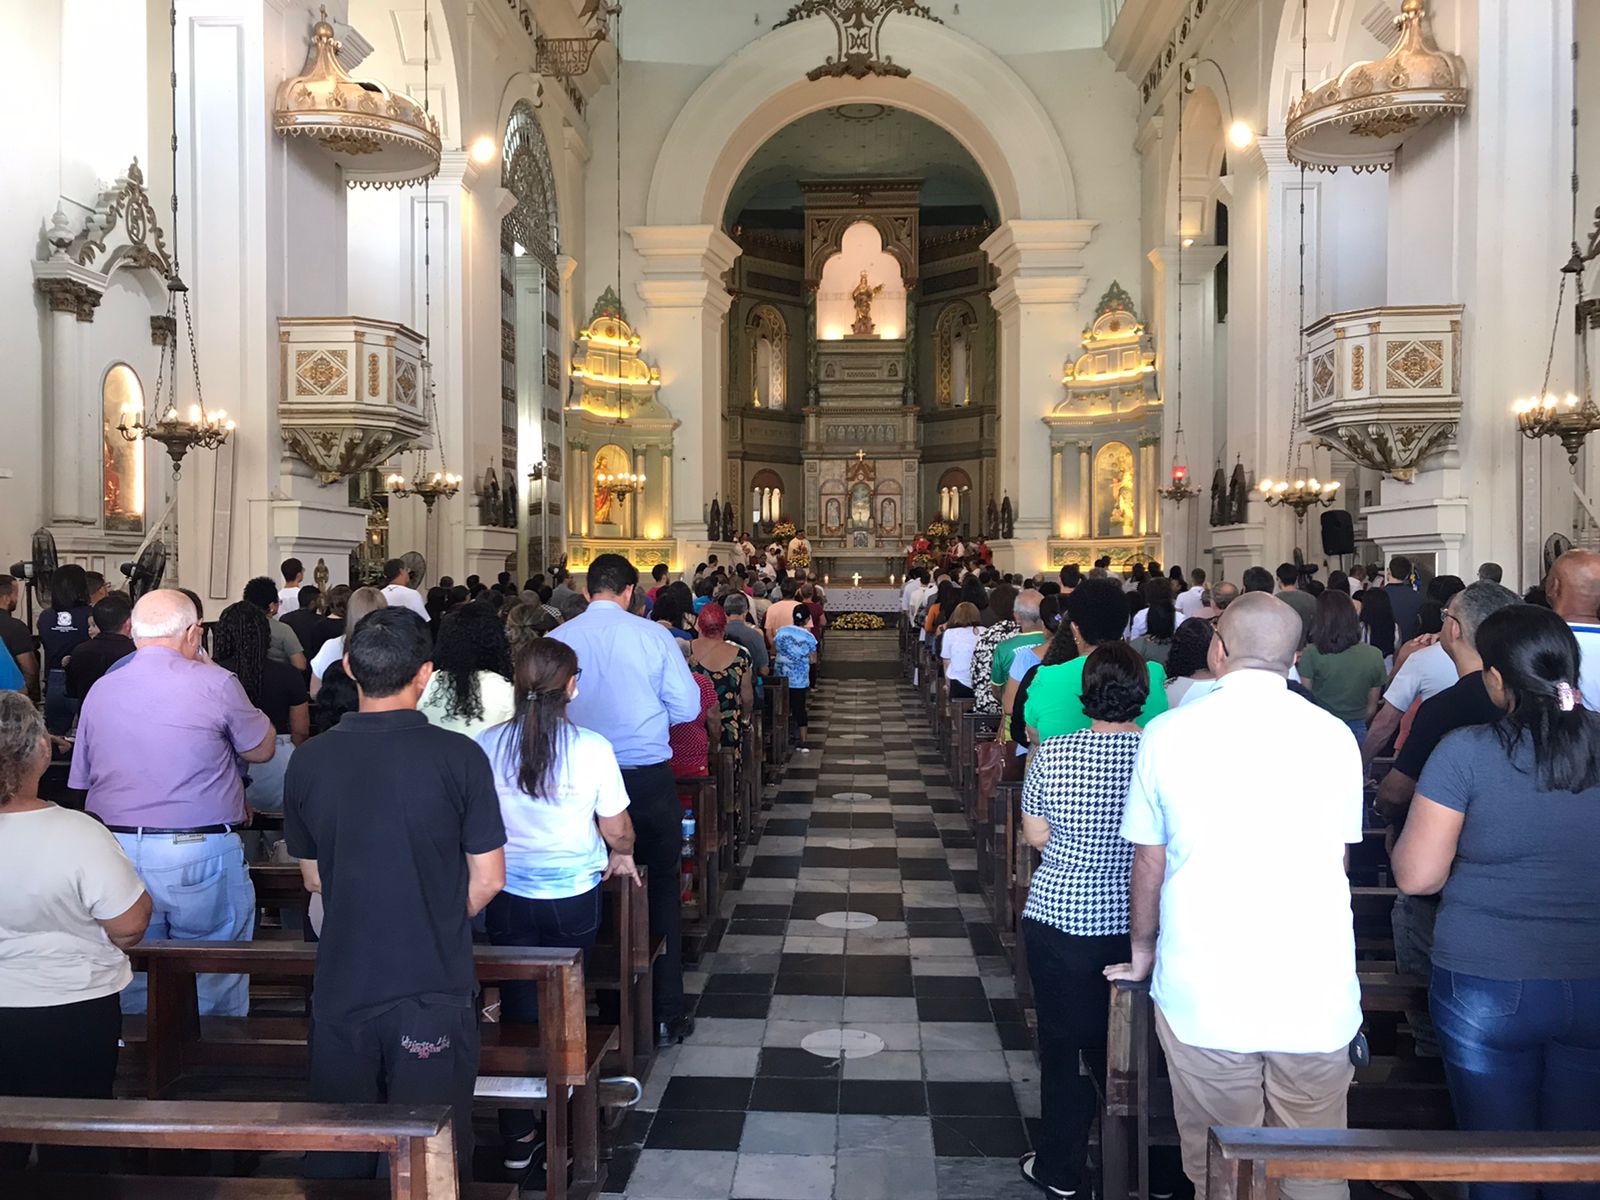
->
[[117, 0, 235, 475], [597, 470, 645, 500], [1513, 3, 1598, 470], [385, 0, 460, 510], [1257, 0, 1339, 524], [273, 7, 441, 189]]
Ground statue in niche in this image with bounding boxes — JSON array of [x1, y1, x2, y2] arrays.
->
[[1209, 463, 1228, 528], [721, 502, 735, 544], [825, 497, 843, 532], [849, 483, 873, 529], [503, 476, 518, 529], [708, 496, 722, 543], [880, 497, 897, 533], [985, 498, 1000, 541], [479, 467, 502, 527], [1095, 443, 1136, 537], [593, 450, 616, 525], [1111, 468, 1136, 534], [1228, 460, 1250, 525], [851, 271, 884, 337], [999, 495, 1014, 540]]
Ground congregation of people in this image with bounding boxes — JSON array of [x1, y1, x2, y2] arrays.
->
[[915, 550, 1600, 1200], [0, 544, 823, 1179]]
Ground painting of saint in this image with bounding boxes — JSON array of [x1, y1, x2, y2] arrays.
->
[[593, 449, 615, 525], [1094, 442, 1136, 538]]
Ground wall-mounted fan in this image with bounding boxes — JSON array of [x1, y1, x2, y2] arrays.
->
[[6, 529, 60, 625]]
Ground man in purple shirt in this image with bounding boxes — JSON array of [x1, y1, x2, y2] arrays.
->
[[69, 589, 275, 1016]]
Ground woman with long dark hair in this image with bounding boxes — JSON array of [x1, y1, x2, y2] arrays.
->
[[476, 637, 639, 1169], [1356, 583, 1397, 662], [1394, 605, 1600, 1197], [418, 602, 514, 738], [1130, 578, 1177, 668], [1298, 589, 1386, 741], [213, 600, 309, 813]]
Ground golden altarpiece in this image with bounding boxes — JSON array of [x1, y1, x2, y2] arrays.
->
[[564, 289, 677, 573], [1043, 282, 1162, 568]]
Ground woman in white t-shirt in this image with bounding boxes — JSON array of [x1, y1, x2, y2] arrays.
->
[[474, 637, 639, 1170], [418, 602, 517, 738], [0, 692, 151, 1171], [939, 601, 985, 699]]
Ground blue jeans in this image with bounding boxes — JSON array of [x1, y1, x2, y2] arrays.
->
[[1345, 718, 1367, 743], [1432, 967, 1600, 1200], [114, 831, 256, 1017], [1391, 893, 1441, 1057]]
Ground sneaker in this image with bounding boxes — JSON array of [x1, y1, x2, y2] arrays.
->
[[1019, 1152, 1077, 1198], [656, 1013, 696, 1047], [503, 1128, 545, 1171]]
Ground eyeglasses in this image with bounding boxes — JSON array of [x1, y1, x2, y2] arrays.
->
[[1443, 611, 1463, 630]]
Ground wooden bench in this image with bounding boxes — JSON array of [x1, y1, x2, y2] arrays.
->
[[1207, 1128, 1600, 1200], [763, 678, 790, 778], [0, 1098, 512, 1200], [123, 942, 613, 1200], [677, 772, 720, 947], [944, 695, 974, 775], [957, 710, 1000, 824]]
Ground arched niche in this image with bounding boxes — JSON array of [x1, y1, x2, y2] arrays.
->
[[936, 466, 973, 527], [1094, 441, 1137, 538], [750, 467, 785, 529], [101, 363, 147, 533], [592, 441, 631, 529], [747, 305, 789, 410], [934, 301, 978, 407], [817, 222, 907, 342]]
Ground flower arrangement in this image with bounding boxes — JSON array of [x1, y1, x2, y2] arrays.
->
[[772, 520, 797, 541], [832, 611, 886, 631], [789, 551, 812, 570], [911, 552, 937, 570], [925, 520, 951, 539]]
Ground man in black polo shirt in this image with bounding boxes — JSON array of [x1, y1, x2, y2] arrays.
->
[[1373, 579, 1519, 1058], [0, 574, 39, 699], [285, 608, 506, 1180], [64, 593, 136, 699]]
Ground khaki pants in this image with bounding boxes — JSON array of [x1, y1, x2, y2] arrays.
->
[[1155, 1005, 1355, 1200]]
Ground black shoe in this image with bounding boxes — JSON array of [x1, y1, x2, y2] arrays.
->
[[656, 1014, 696, 1047], [502, 1127, 546, 1171], [1019, 1152, 1078, 1198]]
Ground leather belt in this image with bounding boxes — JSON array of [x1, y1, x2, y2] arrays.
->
[[103, 823, 240, 836]]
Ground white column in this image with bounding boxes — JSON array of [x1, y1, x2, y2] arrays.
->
[[1050, 445, 1066, 538], [1077, 442, 1093, 539], [982, 220, 1098, 570], [42, 303, 97, 525], [629, 226, 741, 555]]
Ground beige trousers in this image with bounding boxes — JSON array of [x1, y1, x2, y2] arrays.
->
[[1155, 1005, 1355, 1200]]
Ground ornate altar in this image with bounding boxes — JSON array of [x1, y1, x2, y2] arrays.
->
[[1042, 281, 1162, 569]]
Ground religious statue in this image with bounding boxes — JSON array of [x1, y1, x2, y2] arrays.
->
[[850, 270, 884, 337], [1110, 465, 1136, 534], [985, 498, 1000, 541], [721, 501, 736, 543], [1227, 460, 1250, 525], [593, 450, 616, 525], [502, 476, 518, 529], [708, 496, 722, 543], [999, 495, 1014, 540], [1209, 463, 1228, 528], [478, 466, 502, 527]]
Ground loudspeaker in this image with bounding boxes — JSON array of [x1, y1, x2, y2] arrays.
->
[[1321, 508, 1356, 557]]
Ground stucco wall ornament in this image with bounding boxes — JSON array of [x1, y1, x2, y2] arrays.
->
[[774, 0, 943, 81]]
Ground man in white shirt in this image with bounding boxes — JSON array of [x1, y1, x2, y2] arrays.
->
[[1174, 567, 1208, 619], [379, 558, 430, 621], [900, 569, 926, 618], [1358, 636, 1454, 766], [1109, 593, 1363, 1200], [1546, 548, 1600, 710], [278, 558, 305, 614]]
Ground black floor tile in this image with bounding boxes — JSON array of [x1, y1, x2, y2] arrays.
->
[[747, 857, 803, 879], [694, 993, 772, 1019], [703, 973, 775, 995], [613, 1107, 654, 1150], [658, 1075, 754, 1112], [757, 1047, 845, 1079], [727, 918, 788, 936], [904, 907, 965, 923], [913, 975, 988, 999], [839, 1079, 928, 1115], [940, 833, 976, 849], [749, 1076, 841, 1113], [916, 997, 997, 1022], [850, 812, 895, 829], [762, 820, 810, 836], [777, 791, 812, 805], [895, 823, 939, 838], [906, 921, 971, 938], [779, 953, 849, 973], [900, 859, 953, 880], [802, 847, 900, 869], [996, 1022, 1034, 1051], [989, 998, 1023, 1024], [952, 871, 983, 894], [643, 1109, 747, 1151], [733, 904, 793, 920], [774, 974, 846, 996], [808, 813, 852, 828], [841, 974, 915, 997], [927, 1082, 1021, 1118], [603, 1146, 640, 1194], [968, 926, 1005, 956]]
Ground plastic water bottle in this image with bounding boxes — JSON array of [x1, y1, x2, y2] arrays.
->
[[681, 813, 696, 859]]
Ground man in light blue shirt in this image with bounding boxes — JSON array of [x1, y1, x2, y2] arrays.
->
[[550, 553, 701, 1043]]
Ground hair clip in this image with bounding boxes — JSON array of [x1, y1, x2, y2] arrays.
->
[[1558, 680, 1577, 712]]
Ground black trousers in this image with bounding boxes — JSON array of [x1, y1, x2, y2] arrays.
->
[[0, 992, 122, 1172], [789, 686, 810, 731], [620, 761, 685, 1023], [305, 995, 479, 1181]]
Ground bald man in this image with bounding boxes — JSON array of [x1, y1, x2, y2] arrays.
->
[[69, 589, 275, 1017], [1107, 593, 1364, 1200], [1546, 549, 1600, 710]]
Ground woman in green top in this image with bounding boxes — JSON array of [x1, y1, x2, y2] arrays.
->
[[1297, 589, 1387, 741], [1023, 578, 1168, 743]]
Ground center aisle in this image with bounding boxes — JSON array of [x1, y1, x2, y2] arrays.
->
[[602, 636, 1041, 1200]]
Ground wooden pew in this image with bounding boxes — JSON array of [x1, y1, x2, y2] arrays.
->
[[123, 943, 613, 1200], [1097, 974, 1452, 1200], [763, 678, 790, 777], [944, 696, 973, 775], [677, 773, 720, 967], [956, 711, 1000, 825], [0, 1098, 513, 1200], [1207, 1128, 1600, 1200]]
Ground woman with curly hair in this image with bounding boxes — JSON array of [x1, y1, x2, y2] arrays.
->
[[418, 601, 515, 738], [0, 692, 151, 1171], [1163, 617, 1217, 707], [213, 600, 309, 813], [505, 600, 559, 660]]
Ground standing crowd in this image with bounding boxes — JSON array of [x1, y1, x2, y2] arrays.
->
[[0, 549, 822, 1179]]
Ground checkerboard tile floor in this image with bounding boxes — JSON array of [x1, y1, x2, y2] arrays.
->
[[599, 643, 1042, 1200]]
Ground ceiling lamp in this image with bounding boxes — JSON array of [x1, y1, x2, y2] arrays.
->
[[1285, 0, 1467, 173], [274, 7, 441, 189]]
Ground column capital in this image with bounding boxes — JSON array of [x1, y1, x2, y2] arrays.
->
[[1243, 134, 1295, 178], [983, 219, 1098, 315], [435, 149, 484, 191], [1147, 242, 1230, 279], [630, 225, 741, 317]]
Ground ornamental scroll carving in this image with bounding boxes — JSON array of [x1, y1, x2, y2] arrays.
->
[[774, 0, 943, 81], [74, 159, 172, 278]]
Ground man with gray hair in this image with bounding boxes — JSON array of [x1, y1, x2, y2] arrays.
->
[[68, 589, 276, 1017], [721, 591, 769, 676], [1210, 580, 1240, 613], [1108, 594, 1364, 1200], [990, 588, 1047, 713], [1372, 580, 1520, 1057]]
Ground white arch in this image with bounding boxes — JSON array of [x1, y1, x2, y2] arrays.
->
[[645, 16, 1077, 227]]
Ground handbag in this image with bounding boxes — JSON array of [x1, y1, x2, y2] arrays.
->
[[974, 738, 1006, 806]]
